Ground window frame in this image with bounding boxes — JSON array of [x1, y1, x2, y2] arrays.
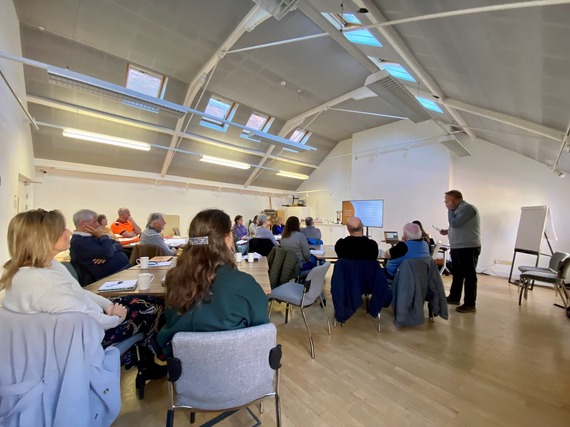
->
[[200, 95, 238, 132], [241, 112, 274, 142], [125, 64, 168, 99]]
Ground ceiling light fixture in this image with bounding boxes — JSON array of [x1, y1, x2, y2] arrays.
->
[[276, 171, 309, 180], [199, 155, 251, 170], [62, 128, 151, 151], [364, 70, 431, 123], [48, 68, 187, 118]]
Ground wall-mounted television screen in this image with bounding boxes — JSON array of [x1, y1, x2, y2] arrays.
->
[[341, 199, 384, 228]]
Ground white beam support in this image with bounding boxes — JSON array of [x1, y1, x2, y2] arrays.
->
[[442, 98, 564, 141], [355, 0, 570, 30], [27, 95, 318, 169], [358, 0, 476, 138], [160, 5, 271, 177]]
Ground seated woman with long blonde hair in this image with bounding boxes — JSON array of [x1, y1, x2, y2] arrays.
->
[[157, 209, 269, 355], [0, 209, 165, 372]]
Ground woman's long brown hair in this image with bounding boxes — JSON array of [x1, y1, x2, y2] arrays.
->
[[281, 216, 300, 239], [165, 209, 235, 314]]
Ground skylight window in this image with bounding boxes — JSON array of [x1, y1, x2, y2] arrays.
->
[[289, 128, 311, 144], [344, 29, 382, 47], [416, 97, 443, 113], [200, 95, 238, 131], [321, 13, 382, 47], [125, 64, 167, 99], [368, 57, 416, 82], [241, 112, 274, 141]]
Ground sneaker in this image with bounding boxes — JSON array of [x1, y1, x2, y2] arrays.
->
[[446, 296, 460, 305], [456, 304, 476, 313]]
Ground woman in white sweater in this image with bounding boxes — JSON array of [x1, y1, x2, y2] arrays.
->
[[0, 209, 165, 371]]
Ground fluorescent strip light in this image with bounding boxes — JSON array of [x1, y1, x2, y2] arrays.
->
[[276, 171, 309, 180], [62, 128, 151, 151], [200, 155, 251, 170]]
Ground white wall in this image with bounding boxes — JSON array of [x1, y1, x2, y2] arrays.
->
[[453, 135, 570, 276], [300, 119, 570, 278], [33, 173, 288, 234], [298, 138, 353, 223], [0, 0, 35, 264]]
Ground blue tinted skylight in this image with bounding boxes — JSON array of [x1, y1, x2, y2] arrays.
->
[[342, 14, 361, 25], [368, 57, 416, 82], [321, 12, 382, 47], [416, 97, 443, 113], [344, 29, 382, 47], [382, 63, 416, 82]]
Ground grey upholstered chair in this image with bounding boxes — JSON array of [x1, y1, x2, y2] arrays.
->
[[518, 251, 569, 275], [268, 262, 331, 359], [519, 257, 570, 308], [165, 324, 282, 427]]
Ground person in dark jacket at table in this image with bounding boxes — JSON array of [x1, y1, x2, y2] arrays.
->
[[334, 216, 379, 261], [70, 209, 130, 281], [157, 209, 269, 356]]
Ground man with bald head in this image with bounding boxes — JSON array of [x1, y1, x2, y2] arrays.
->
[[384, 223, 431, 278], [334, 216, 379, 260]]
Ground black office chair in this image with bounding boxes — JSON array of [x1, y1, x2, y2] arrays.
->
[[249, 238, 276, 257], [69, 259, 96, 287]]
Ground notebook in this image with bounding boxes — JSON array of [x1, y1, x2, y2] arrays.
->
[[98, 279, 138, 292], [383, 231, 399, 244], [150, 256, 173, 262]]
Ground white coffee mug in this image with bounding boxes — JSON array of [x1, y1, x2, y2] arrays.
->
[[247, 253, 255, 262], [136, 256, 149, 269], [235, 253, 243, 263], [138, 273, 154, 290]]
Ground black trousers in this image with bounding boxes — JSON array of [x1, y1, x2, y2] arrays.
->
[[449, 247, 481, 306]]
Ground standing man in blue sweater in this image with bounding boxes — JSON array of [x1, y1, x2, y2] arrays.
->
[[439, 190, 481, 313]]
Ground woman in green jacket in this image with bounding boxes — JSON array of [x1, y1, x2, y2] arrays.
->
[[157, 209, 269, 355]]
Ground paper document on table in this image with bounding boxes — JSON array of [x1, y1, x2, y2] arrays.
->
[[236, 239, 248, 245], [148, 261, 172, 267], [310, 249, 325, 256], [164, 238, 187, 247], [250, 252, 262, 260], [99, 279, 138, 292]]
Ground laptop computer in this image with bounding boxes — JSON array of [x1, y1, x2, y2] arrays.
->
[[383, 231, 400, 244]]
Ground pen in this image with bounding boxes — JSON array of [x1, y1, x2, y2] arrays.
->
[[117, 281, 123, 284]]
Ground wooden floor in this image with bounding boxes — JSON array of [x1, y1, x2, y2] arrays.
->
[[113, 273, 570, 427]]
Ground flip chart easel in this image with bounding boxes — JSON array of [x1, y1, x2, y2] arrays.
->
[[508, 206, 555, 284]]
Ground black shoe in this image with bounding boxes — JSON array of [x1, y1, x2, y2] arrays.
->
[[446, 296, 460, 305], [456, 304, 476, 313]]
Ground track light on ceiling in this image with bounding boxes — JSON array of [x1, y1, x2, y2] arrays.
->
[[62, 128, 151, 151]]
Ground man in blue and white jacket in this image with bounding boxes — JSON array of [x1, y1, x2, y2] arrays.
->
[[384, 222, 431, 279]]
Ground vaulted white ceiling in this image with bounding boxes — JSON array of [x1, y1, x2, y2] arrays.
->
[[9, 0, 570, 190]]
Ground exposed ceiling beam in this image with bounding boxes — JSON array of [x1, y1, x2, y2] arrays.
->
[[27, 95, 317, 169], [159, 4, 271, 177], [442, 98, 565, 141], [354, 0, 570, 29], [298, 1, 378, 73], [34, 160, 290, 197], [356, 0, 475, 139]]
